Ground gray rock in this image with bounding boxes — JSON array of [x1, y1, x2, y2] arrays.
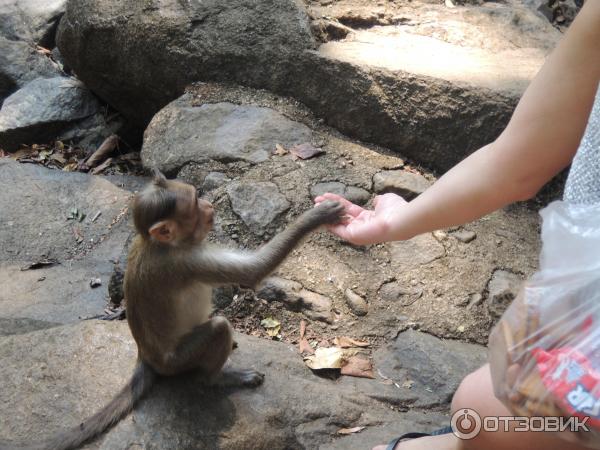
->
[[142, 98, 313, 174], [226, 182, 290, 235], [0, 37, 61, 103], [0, 160, 131, 329], [373, 170, 431, 200], [344, 288, 368, 316], [57, 112, 124, 151], [379, 283, 423, 307], [0, 0, 66, 46], [57, 0, 315, 126], [486, 269, 523, 318], [452, 229, 477, 243], [388, 233, 445, 268], [56, 0, 559, 173], [0, 321, 448, 449], [310, 181, 371, 205], [257, 277, 333, 323], [202, 172, 230, 192], [0, 77, 100, 151], [337, 329, 487, 408]]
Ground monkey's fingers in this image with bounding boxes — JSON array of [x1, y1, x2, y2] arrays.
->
[[314, 193, 365, 218]]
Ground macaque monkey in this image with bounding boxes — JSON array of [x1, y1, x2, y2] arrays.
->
[[14, 172, 343, 450]]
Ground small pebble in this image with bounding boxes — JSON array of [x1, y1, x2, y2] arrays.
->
[[89, 278, 102, 288]]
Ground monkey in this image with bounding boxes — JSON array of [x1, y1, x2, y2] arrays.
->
[[8, 172, 344, 450]]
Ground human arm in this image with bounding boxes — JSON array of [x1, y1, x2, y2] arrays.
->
[[317, 0, 600, 245]]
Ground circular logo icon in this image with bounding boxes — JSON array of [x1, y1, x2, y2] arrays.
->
[[451, 408, 482, 440]]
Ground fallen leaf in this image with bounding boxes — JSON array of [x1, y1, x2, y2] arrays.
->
[[260, 317, 281, 337], [337, 426, 366, 435], [340, 356, 375, 379], [289, 143, 324, 160], [299, 338, 315, 355], [273, 143, 288, 156], [334, 336, 370, 348], [20, 258, 59, 271], [300, 319, 307, 339], [304, 347, 345, 370], [63, 162, 78, 172]]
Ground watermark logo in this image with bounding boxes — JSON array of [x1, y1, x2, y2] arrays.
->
[[450, 408, 590, 440], [451, 408, 482, 440]]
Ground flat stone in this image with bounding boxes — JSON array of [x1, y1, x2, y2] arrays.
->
[[388, 233, 445, 268], [337, 329, 487, 408], [452, 229, 477, 243], [0, 77, 100, 151], [0, 321, 447, 449], [486, 269, 523, 318], [378, 283, 423, 307], [226, 182, 290, 235], [344, 288, 368, 316], [0, 160, 131, 329], [142, 98, 314, 174], [373, 170, 431, 200], [202, 172, 230, 192], [311, 181, 371, 205]]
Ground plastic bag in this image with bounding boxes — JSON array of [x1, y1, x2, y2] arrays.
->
[[489, 200, 600, 447]]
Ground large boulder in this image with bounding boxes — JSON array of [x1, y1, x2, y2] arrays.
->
[[0, 0, 66, 46], [57, 0, 561, 171], [0, 77, 100, 151], [0, 37, 62, 103], [56, 0, 315, 126]]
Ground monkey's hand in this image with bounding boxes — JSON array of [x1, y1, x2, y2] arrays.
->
[[302, 200, 345, 227]]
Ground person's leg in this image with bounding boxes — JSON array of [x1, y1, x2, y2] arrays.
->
[[373, 364, 592, 450]]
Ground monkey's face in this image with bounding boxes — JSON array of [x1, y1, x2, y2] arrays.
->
[[180, 184, 215, 244]]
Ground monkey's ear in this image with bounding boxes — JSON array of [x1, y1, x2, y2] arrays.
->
[[148, 220, 177, 243], [152, 168, 167, 187]]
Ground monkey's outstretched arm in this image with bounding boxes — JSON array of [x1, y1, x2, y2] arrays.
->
[[184, 200, 344, 286]]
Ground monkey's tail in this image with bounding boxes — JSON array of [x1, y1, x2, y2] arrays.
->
[[43, 360, 156, 450]]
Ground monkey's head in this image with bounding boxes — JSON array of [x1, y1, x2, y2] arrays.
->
[[133, 172, 215, 246]]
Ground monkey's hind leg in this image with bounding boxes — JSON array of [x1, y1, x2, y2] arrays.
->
[[169, 316, 264, 388]]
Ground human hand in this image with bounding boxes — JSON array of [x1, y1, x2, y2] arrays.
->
[[313, 192, 408, 245]]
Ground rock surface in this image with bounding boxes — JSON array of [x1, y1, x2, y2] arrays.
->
[[0, 321, 486, 449], [0, 37, 62, 103], [0, 160, 131, 329], [0, 0, 66, 46], [142, 98, 314, 174], [311, 181, 371, 205], [486, 269, 524, 318], [0, 77, 100, 151], [227, 182, 291, 235], [373, 170, 432, 200], [56, 0, 561, 171]]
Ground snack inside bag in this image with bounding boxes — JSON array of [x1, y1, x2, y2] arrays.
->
[[489, 201, 600, 447]]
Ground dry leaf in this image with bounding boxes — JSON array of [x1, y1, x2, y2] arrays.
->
[[304, 347, 345, 370], [20, 258, 59, 271], [334, 336, 370, 348], [299, 338, 315, 355], [261, 317, 281, 337], [273, 143, 288, 156], [340, 356, 375, 379], [289, 143, 324, 160], [337, 426, 366, 435]]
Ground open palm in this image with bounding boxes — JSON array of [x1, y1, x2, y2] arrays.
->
[[314, 192, 407, 245]]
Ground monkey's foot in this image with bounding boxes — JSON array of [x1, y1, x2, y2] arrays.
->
[[216, 368, 265, 388]]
